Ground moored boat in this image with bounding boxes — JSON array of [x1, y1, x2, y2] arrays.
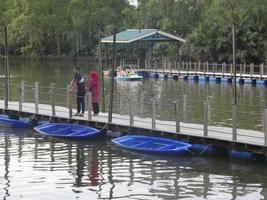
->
[[0, 114, 31, 128], [112, 135, 192, 155], [34, 123, 102, 139]]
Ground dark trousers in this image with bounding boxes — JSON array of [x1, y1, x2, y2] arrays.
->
[[77, 92, 85, 113], [93, 103, 99, 114]]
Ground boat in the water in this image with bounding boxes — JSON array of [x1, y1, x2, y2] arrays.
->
[[112, 135, 192, 155], [116, 65, 143, 81], [34, 123, 102, 139], [0, 114, 31, 128]]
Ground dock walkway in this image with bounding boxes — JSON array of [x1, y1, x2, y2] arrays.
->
[[1, 100, 266, 155]]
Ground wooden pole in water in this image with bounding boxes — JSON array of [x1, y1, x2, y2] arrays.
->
[[99, 33, 105, 112], [4, 26, 10, 109], [232, 23, 237, 105], [108, 27, 117, 123]]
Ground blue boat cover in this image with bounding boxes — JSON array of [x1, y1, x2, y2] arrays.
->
[[34, 123, 102, 139], [0, 115, 31, 128], [112, 135, 192, 155]]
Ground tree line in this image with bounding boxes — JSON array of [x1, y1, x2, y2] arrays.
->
[[0, 0, 266, 64]]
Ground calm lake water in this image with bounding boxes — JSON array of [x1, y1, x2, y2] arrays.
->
[[0, 58, 266, 130], [1, 58, 267, 199], [1, 127, 267, 200]]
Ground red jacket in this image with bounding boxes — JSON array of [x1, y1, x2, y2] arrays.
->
[[88, 71, 100, 103]]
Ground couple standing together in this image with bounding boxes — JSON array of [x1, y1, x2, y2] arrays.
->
[[71, 66, 100, 117]]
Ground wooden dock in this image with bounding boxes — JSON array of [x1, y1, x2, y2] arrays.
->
[[1, 99, 267, 156], [118, 60, 267, 84]]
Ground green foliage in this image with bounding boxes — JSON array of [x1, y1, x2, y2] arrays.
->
[[0, 0, 266, 63], [181, 0, 267, 64]]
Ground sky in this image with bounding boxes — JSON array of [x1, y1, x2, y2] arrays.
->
[[128, 0, 138, 6]]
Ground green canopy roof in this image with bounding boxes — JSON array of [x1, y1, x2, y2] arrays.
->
[[101, 29, 185, 44]]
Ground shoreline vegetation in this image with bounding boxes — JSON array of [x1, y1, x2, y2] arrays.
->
[[0, 0, 266, 64]]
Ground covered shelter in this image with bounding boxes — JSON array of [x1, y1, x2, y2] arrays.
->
[[101, 29, 185, 44], [101, 29, 185, 67], [100, 29, 185, 122]]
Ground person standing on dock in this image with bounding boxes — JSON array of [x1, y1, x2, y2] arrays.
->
[[71, 66, 86, 117], [88, 71, 100, 115]]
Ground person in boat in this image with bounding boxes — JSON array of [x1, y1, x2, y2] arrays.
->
[[71, 66, 86, 117], [88, 70, 100, 115]]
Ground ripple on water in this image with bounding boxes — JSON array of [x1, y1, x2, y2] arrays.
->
[[0, 128, 266, 200]]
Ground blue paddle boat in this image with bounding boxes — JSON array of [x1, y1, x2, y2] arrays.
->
[[112, 135, 192, 155], [34, 123, 102, 139], [0, 114, 31, 128]]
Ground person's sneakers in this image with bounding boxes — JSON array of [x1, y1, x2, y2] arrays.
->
[[74, 113, 80, 116], [79, 113, 84, 117]]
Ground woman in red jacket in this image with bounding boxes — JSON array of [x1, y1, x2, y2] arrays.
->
[[88, 71, 100, 115]]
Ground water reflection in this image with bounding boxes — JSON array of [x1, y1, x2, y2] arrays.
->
[[0, 128, 267, 199], [1, 59, 267, 130]]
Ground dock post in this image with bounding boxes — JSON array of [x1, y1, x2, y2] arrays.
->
[[152, 98, 156, 129], [87, 91, 92, 120], [189, 61, 192, 73], [203, 102, 208, 137], [230, 63, 233, 77], [203, 61, 206, 76], [140, 91, 144, 117], [232, 104, 237, 141], [67, 85, 72, 119], [129, 95, 134, 126], [264, 109, 267, 145], [240, 63, 243, 78], [50, 82, 56, 116], [183, 94, 188, 123], [175, 101, 180, 133], [137, 58, 140, 69], [212, 62, 215, 76], [34, 82, 39, 114], [198, 61, 201, 74], [194, 61, 197, 76], [260, 63, 264, 79], [178, 60, 181, 75], [170, 59, 173, 74], [162, 59, 165, 74], [207, 97, 211, 124], [222, 63, 224, 77], [250, 63, 254, 78], [18, 81, 24, 111]]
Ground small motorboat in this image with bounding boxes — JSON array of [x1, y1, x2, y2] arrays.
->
[[0, 114, 31, 128], [112, 135, 192, 155], [34, 123, 102, 139], [116, 74, 143, 81], [116, 65, 143, 81]]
